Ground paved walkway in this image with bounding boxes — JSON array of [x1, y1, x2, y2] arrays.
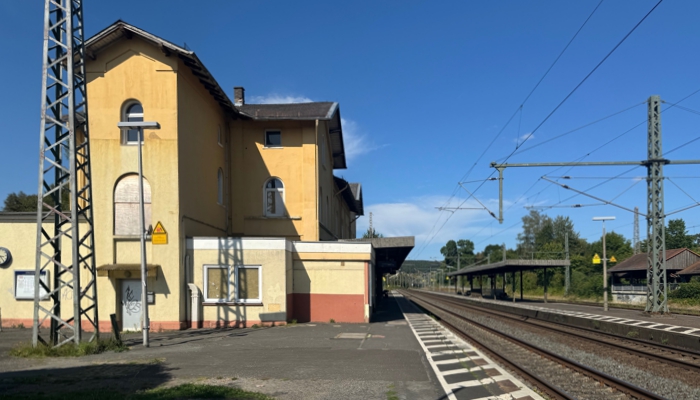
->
[[0, 296, 443, 399]]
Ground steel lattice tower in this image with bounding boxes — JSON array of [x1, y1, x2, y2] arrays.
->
[[645, 96, 667, 313], [33, 0, 99, 347]]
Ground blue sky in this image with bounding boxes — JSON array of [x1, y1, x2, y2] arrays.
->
[[3, 1, 700, 261]]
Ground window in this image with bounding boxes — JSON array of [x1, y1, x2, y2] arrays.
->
[[217, 168, 224, 205], [203, 265, 262, 303], [204, 265, 229, 302], [123, 102, 144, 144], [217, 125, 223, 147], [114, 174, 151, 236], [237, 266, 261, 303], [265, 130, 281, 147], [264, 178, 285, 217]]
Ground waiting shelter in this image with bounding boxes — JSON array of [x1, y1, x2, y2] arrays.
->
[[447, 259, 571, 303]]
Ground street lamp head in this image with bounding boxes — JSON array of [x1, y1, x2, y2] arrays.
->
[[592, 216, 616, 221], [117, 121, 161, 129]]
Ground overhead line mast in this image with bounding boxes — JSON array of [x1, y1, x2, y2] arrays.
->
[[491, 96, 700, 314], [33, 0, 99, 347]]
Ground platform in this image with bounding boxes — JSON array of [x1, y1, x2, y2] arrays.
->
[[427, 290, 700, 350], [0, 294, 443, 399], [394, 292, 542, 400]]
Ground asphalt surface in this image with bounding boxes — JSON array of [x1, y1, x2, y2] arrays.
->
[[0, 296, 444, 399]]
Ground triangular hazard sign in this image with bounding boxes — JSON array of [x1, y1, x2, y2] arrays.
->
[[592, 253, 601, 264], [610, 256, 617, 263], [153, 222, 166, 234]]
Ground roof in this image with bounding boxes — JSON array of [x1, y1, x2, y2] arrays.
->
[[678, 260, 700, 275], [85, 20, 245, 119], [333, 176, 363, 215], [349, 183, 364, 215], [342, 237, 415, 274], [448, 259, 570, 277], [608, 248, 695, 273], [237, 103, 337, 120]]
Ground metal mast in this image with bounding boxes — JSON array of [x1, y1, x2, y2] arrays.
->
[[492, 95, 700, 314], [645, 96, 667, 313], [33, 0, 98, 347], [633, 206, 640, 254]]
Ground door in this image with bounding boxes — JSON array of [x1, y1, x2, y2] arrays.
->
[[121, 279, 142, 331]]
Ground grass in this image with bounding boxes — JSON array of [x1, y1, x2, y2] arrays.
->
[[0, 383, 274, 400], [329, 318, 335, 324], [9, 338, 127, 358], [386, 383, 399, 400]]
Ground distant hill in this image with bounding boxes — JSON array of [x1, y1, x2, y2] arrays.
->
[[400, 260, 441, 272]]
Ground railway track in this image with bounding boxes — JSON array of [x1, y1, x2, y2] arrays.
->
[[415, 290, 700, 373], [400, 289, 667, 400]]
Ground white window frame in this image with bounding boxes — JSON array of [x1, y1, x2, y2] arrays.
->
[[202, 264, 262, 304], [122, 101, 144, 146], [217, 168, 224, 205], [264, 177, 285, 217], [203, 264, 232, 303], [264, 129, 282, 148], [236, 265, 262, 303]]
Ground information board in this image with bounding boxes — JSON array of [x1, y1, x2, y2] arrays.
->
[[14, 270, 50, 300]]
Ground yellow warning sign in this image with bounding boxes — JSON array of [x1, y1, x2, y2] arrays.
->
[[610, 256, 617, 263], [152, 221, 168, 245], [592, 253, 601, 264]]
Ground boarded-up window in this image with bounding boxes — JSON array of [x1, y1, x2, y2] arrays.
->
[[114, 175, 151, 235], [238, 267, 260, 301], [206, 267, 228, 301], [264, 178, 285, 217]]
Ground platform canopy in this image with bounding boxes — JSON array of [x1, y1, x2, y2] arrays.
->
[[341, 236, 414, 274], [447, 259, 570, 277]]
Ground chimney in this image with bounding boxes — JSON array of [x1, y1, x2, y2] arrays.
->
[[234, 87, 245, 106]]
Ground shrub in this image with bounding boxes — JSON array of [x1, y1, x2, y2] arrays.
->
[[668, 282, 700, 299]]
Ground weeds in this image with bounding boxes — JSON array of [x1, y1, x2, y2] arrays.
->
[[10, 337, 127, 358], [626, 330, 639, 339], [329, 318, 335, 324]]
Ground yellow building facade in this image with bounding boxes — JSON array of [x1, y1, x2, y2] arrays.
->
[[0, 21, 410, 331]]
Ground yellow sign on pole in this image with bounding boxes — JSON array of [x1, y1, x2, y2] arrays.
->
[[610, 256, 617, 263], [592, 253, 601, 264], [152, 221, 168, 245]]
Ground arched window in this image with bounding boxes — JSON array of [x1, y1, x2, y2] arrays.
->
[[217, 125, 223, 147], [264, 178, 285, 217], [217, 168, 224, 205], [123, 102, 144, 145], [114, 174, 151, 235]]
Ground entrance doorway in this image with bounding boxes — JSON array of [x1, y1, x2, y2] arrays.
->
[[121, 279, 142, 331]]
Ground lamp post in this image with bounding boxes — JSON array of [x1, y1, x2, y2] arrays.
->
[[593, 216, 615, 311], [117, 121, 160, 347]]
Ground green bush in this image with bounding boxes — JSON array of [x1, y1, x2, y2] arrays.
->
[[669, 282, 700, 299]]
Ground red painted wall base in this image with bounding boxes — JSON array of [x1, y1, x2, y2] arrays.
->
[[292, 293, 366, 323]]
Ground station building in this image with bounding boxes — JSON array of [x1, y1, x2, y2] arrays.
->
[[0, 21, 412, 331]]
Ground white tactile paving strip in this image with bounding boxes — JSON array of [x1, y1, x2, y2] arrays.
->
[[394, 292, 542, 400], [438, 291, 700, 337]]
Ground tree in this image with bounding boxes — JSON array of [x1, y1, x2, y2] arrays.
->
[[361, 227, 383, 238], [666, 218, 694, 250], [516, 210, 552, 256], [3, 189, 69, 212], [589, 231, 633, 267], [440, 240, 458, 266]]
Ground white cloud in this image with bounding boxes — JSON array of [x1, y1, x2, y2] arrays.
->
[[249, 94, 313, 104], [356, 195, 516, 260], [514, 133, 534, 146], [341, 117, 383, 161]]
